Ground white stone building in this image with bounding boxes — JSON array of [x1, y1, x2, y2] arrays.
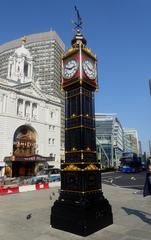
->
[[0, 41, 61, 177], [0, 31, 65, 153]]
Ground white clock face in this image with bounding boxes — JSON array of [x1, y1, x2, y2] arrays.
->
[[83, 60, 96, 80], [63, 59, 78, 79]]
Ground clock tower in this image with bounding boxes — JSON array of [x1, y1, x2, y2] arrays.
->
[[51, 9, 113, 236]]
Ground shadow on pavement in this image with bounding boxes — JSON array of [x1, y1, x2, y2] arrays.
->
[[122, 207, 151, 225]]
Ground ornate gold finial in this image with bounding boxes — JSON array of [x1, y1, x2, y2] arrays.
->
[[21, 36, 27, 45]]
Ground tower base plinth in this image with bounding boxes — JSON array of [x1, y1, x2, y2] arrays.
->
[[51, 194, 113, 237]]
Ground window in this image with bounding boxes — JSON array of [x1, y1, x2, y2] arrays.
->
[[48, 138, 55, 144], [24, 61, 28, 77], [9, 64, 12, 77], [32, 103, 37, 119], [50, 111, 54, 118], [17, 99, 23, 116], [25, 101, 30, 118]]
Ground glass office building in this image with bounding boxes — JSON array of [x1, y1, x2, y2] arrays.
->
[[95, 113, 124, 167], [123, 128, 139, 155]]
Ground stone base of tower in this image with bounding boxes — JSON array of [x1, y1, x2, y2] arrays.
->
[[50, 193, 113, 237]]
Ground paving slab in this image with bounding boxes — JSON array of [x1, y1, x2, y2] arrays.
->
[[0, 184, 151, 240]]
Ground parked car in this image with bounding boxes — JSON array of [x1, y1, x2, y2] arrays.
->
[[47, 174, 60, 182], [30, 176, 47, 184], [46, 168, 60, 182], [30, 168, 60, 184]]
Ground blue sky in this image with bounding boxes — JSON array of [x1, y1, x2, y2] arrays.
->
[[0, 0, 151, 153]]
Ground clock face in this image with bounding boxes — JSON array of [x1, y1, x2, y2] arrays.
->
[[63, 59, 78, 79], [83, 60, 96, 80]]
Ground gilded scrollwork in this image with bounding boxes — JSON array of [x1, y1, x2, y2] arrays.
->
[[84, 164, 99, 171], [64, 164, 81, 171]]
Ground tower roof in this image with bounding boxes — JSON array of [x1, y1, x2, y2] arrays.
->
[[14, 45, 31, 58], [71, 29, 87, 47]]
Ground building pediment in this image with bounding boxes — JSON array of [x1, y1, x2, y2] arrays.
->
[[12, 82, 61, 103], [12, 82, 48, 100]]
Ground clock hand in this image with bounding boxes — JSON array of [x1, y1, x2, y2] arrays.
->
[[66, 64, 75, 70], [87, 64, 93, 71], [66, 66, 74, 70], [84, 61, 92, 70]]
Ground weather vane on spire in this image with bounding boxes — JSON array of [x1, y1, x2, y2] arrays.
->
[[74, 6, 83, 31]]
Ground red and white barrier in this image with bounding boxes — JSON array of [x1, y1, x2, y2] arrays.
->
[[0, 181, 60, 196], [0, 186, 19, 195], [36, 182, 49, 190], [19, 185, 36, 193]]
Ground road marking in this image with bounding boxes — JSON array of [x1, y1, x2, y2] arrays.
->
[[114, 176, 122, 179], [121, 184, 144, 188], [103, 180, 111, 183], [130, 177, 136, 180]]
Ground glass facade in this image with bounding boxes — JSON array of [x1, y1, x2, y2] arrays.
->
[[95, 114, 124, 167], [123, 128, 139, 154]]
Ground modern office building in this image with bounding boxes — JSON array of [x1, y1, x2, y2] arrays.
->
[[138, 140, 142, 157], [123, 128, 139, 154], [0, 31, 65, 151], [123, 133, 132, 152], [95, 113, 124, 167], [0, 41, 61, 177]]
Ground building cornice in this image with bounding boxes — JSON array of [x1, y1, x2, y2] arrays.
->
[[0, 79, 61, 107]]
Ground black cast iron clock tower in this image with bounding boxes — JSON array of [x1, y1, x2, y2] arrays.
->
[[51, 8, 113, 236]]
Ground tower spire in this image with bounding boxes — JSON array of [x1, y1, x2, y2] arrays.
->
[[74, 6, 83, 31], [71, 6, 86, 47]]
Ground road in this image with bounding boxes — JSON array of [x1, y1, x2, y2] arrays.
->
[[102, 171, 146, 190]]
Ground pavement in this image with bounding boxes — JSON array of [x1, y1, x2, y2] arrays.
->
[[0, 183, 151, 240]]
